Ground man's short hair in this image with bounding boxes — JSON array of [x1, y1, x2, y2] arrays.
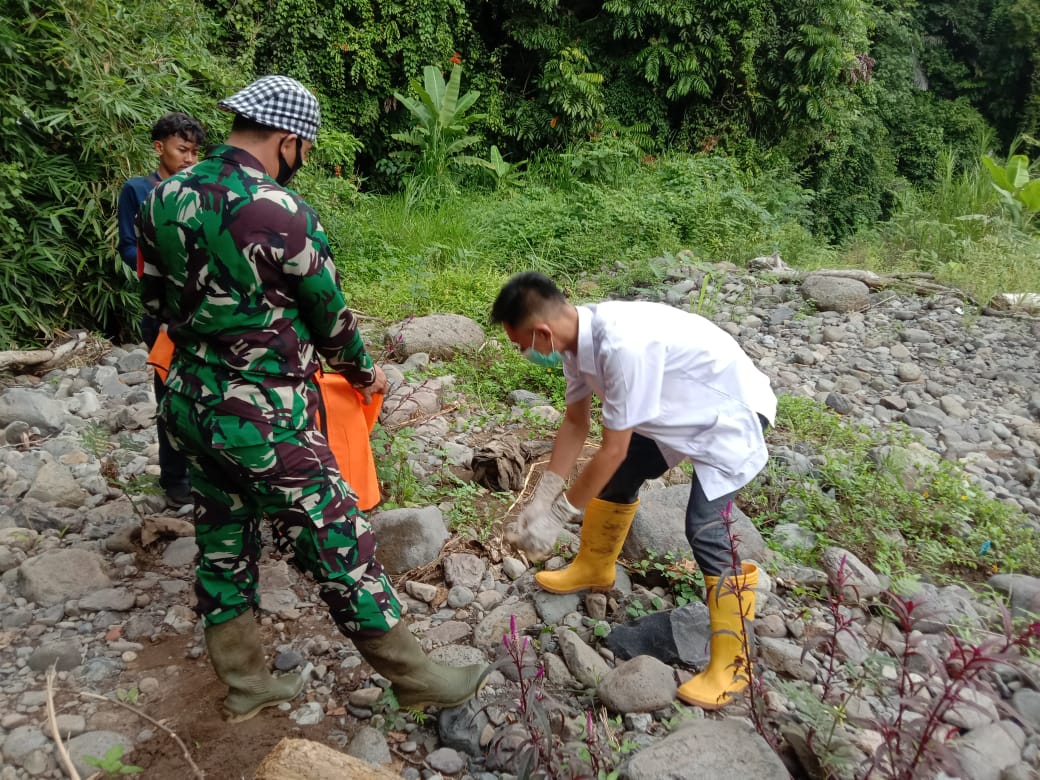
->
[[230, 113, 284, 138], [151, 112, 206, 145], [491, 271, 567, 328]]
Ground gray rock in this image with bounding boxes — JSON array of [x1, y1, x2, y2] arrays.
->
[[771, 523, 816, 551], [446, 584, 475, 608], [532, 590, 581, 626], [801, 275, 870, 313], [428, 643, 487, 668], [501, 557, 526, 580], [905, 583, 981, 634], [27, 639, 82, 671], [624, 485, 765, 563], [2, 725, 49, 767], [508, 390, 550, 407], [442, 552, 487, 590], [290, 701, 324, 725], [473, 601, 539, 649], [427, 747, 466, 775], [943, 686, 998, 729], [385, 313, 485, 359], [623, 719, 789, 779], [902, 405, 949, 429], [671, 601, 714, 668], [161, 537, 198, 568], [67, 731, 134, 779], [1011, 689, 1040, 730], [820, 547, 883, 600], [437, 698, 490, 755], [369, 506, 449, 574], [274, 650, 304, 671], [24, 461, 88, 508], [346, 725, 391, 765], [556, 627, 610, 688], [596, 655, 677, 713], [18, 548, 111, 606], [421, 620, 472, 648], [258, 560, 302, 619], [79, 587, 136, 613], [988, 574, 1040, 622], [947, 721, 1025, 780], [0, 388, 67, 434], [758, 637, 819, 681]]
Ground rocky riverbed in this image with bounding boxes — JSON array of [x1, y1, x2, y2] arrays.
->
[[1, 260, 1039, 779]]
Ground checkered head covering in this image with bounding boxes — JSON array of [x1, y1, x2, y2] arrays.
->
[[218, 76, 320, 142]]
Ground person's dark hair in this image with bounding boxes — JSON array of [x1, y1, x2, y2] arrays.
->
[[151, 112, 206, 145], [230, 113, 283, 138], [491, 271, 567, 328]]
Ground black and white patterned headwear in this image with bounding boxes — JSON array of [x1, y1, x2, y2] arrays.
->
[[218, 75, 320, 142]]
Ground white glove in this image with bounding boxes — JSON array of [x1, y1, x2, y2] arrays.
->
[[504, 471, 566, 553], [517, 492, 581, 563]]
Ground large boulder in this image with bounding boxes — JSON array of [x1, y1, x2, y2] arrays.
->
[[17, 548, 112, 606], [0, 388, 68, 435], [623, 719, 789, 779], [801, 274, 870, 313], [384, 313, 485, 360], [622, 485, 766, 563]]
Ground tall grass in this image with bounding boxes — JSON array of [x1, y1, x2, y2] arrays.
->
[[318, 139, 1038, 329]]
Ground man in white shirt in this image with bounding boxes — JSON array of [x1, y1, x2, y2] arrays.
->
[[491, 271, 777, 710]]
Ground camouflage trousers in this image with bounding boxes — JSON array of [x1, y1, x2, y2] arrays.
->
[[161, 390, 401, 639]]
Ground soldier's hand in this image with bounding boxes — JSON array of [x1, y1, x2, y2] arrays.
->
[[358, 365, 388, 405]]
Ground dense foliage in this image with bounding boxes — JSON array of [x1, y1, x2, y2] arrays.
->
[[0, 0, 233, 347], [0, 0, 1037, 347]]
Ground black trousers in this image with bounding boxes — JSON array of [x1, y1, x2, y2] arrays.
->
[[597, 416, 769, 577]]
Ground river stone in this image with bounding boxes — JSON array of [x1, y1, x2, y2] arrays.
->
[[947, 721, 1025, 780], [24, 460, 88, 508], [67, 731, 134, 778], [27, 639, 82, 671], [556, 627, 610, 688], [623, 719, 789, 779], [473, 601, 539, 649], [623, 485, 766, 562], [820, 547, 883, 600], [385, 313, 485, 359], [0, 388, 67, 434], [369, 506, 448, 574], [442, 552, 486, 590], [17, 548, 111, 606], [596, 655, 677, 713], [801, 275, 870, 313], [346, 725, 391, 766]]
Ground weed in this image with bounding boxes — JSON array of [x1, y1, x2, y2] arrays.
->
[[116, 687, 140, 705], [84, 744, 143, 776], [627, 551, 705, 606], [487, 615, 619, 778]]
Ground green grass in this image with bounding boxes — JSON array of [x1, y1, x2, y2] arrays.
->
[[745, 395, 1040, 580]]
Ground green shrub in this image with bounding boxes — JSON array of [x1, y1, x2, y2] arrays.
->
[[0, 0, 233, 347]]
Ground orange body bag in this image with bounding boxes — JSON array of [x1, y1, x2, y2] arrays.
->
[[314, 371, 383, 511]]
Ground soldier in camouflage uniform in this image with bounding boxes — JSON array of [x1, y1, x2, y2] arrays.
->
[[138, 76, 486, 722]]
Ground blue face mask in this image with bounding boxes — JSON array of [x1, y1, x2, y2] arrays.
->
[[524, 330, 563, 368]]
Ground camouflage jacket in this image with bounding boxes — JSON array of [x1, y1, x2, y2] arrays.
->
[[138, 144, 374, 435]]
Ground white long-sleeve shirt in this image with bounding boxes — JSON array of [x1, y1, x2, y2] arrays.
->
[[564, 301, 777, 500]]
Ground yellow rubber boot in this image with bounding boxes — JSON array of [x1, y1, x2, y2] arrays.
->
[[534, 498, 638, 594], [676, 562, 758, 710]]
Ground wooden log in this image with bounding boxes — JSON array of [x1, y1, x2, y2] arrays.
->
[[0, 330, 89, 372], [254, 738, 403, 780]]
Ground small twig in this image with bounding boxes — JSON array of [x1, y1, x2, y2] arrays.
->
[[46, 667, 81, 780], [77, 691, 205, 779]]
